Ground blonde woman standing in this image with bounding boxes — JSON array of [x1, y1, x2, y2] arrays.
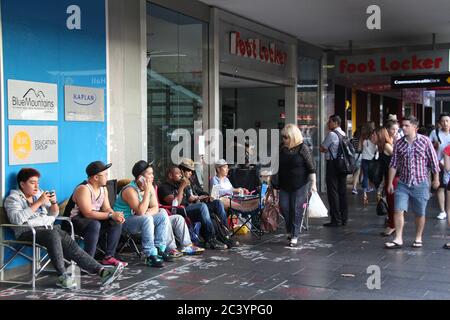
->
[[277, 124, 317, 247]]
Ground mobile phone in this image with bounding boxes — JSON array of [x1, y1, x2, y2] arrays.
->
[[47, 190, 55, 196], [138, 175, 146, 184]]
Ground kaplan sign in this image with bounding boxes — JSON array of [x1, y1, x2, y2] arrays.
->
[[230, 31, 288, 66], [336, 50, 450, 76], [8, 79, 58, 121]]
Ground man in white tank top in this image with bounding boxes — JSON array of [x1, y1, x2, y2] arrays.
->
[[71, 161, 127, 267]]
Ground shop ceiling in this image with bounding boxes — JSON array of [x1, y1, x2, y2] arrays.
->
[[199, 0, 450, 50]]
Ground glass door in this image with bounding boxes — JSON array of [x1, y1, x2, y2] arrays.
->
[[147, 3, 207, 180]]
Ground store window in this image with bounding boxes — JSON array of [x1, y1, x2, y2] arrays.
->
[[147, 3, 207, 180], [297, 56, 321, 182]]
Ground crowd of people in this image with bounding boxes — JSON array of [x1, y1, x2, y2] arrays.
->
[[4, 114, 449, 291], [321, 112, 450, 250]]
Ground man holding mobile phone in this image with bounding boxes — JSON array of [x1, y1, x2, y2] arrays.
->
[[178, 159, 228, 227], [113, 160, 171, 267]]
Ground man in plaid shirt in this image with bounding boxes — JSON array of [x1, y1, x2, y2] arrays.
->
[[385, 116, 440, 249]]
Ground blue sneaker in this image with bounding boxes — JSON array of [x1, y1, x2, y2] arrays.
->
[[180, 244, 205, 256]]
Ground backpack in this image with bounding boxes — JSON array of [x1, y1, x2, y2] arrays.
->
[[210, 212, 238, 248], [331, 131, 356, 175], [184, 216, 203, 247]]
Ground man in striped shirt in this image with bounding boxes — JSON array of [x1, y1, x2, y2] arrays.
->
[[385, 116, 440, 249]]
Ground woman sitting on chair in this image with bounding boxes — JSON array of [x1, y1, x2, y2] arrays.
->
[[277, 124, 317, 247], [4, 168, 123, 289], [211, 159, 259, 213]]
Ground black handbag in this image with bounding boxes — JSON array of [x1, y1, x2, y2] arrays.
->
[[376, 198, 388, 216], [368, 156, 382, 188]]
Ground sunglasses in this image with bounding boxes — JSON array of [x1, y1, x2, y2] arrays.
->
[[282, 135, 289, 139]]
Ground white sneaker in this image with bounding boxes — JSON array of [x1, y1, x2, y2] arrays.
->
[[437, 212, 447, 220], [289, 238, 298, 247]]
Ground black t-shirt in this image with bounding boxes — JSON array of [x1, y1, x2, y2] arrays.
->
[[278, 143, 316, 191], [158, 181, 190, 207]]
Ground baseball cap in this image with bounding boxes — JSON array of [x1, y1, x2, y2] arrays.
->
[[132, 160, 153, 178], [179, 158, 196, 171], [215, 159, 228, 169], [86, 161, 112, 177]]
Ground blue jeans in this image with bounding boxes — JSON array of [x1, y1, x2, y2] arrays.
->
[[206, 199, 228, 226], [394, 180, 430, 216], [185, 202, 215, 241], [279, 183, 309, 238], [123, 209, 169, 257], [361, 159, 370, 189], [166, 215, 192, 250]]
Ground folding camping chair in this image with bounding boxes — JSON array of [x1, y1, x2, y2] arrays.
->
[[0, 207, 76, 289], [115, 179, 143, 258], [228, 183, 268, 239]]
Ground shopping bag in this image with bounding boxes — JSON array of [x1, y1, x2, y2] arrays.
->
[[307, 191, 328, 218]]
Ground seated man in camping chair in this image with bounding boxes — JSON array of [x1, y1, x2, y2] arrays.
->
[[4, 168, 124, 289]]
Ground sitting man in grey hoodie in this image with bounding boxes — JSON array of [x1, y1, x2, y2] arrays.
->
[[4, 167, 124, 289]]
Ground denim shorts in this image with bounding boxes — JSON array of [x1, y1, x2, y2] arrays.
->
[[394, 180, 430, 216]]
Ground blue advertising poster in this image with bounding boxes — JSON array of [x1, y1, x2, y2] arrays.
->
[[2, 0, 107, 201]]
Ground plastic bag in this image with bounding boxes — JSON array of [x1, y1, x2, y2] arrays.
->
[[27, 215, 55, 228], [307, 191, 328, 218]]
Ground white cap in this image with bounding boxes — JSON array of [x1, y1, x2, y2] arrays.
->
[[215, 159, 228, 169]]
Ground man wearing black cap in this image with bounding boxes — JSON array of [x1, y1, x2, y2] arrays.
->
[[114, 160, 175, 267], [70, 161, 127, 267]]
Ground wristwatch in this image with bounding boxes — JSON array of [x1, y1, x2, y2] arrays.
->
[[108, 212, 113, 220]]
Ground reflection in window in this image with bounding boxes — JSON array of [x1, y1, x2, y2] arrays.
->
[[147, 3, 207, 180]]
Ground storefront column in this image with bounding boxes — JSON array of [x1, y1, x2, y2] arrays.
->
[[285, 44, 298, 124], [108, 0, 147, 179], [207, 8, 221, 189]]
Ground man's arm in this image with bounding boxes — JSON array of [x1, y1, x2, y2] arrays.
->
[[122, 187, 150, 216], [320, 132, 335, 153]]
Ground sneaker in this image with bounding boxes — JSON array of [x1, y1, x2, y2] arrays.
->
[[145, 255, 165, 268], [181, 244, 205, 256], [289, 237, 298, 247], [157, 248, 174, 262], [437, 212, 447, 220], [101, 256, 128, 267], [56, 273, 77, 290], [167, 248, 183, 259], [365, 187, 375, 193], [351, 188, 358, 195], [206, 238, 228, 250], [100, 264, 124, 287]]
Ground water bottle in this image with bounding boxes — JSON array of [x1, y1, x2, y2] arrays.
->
[[171, 198, 178, 215]]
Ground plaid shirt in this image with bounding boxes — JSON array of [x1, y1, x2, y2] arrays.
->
[[390, 134, 440, 186]]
